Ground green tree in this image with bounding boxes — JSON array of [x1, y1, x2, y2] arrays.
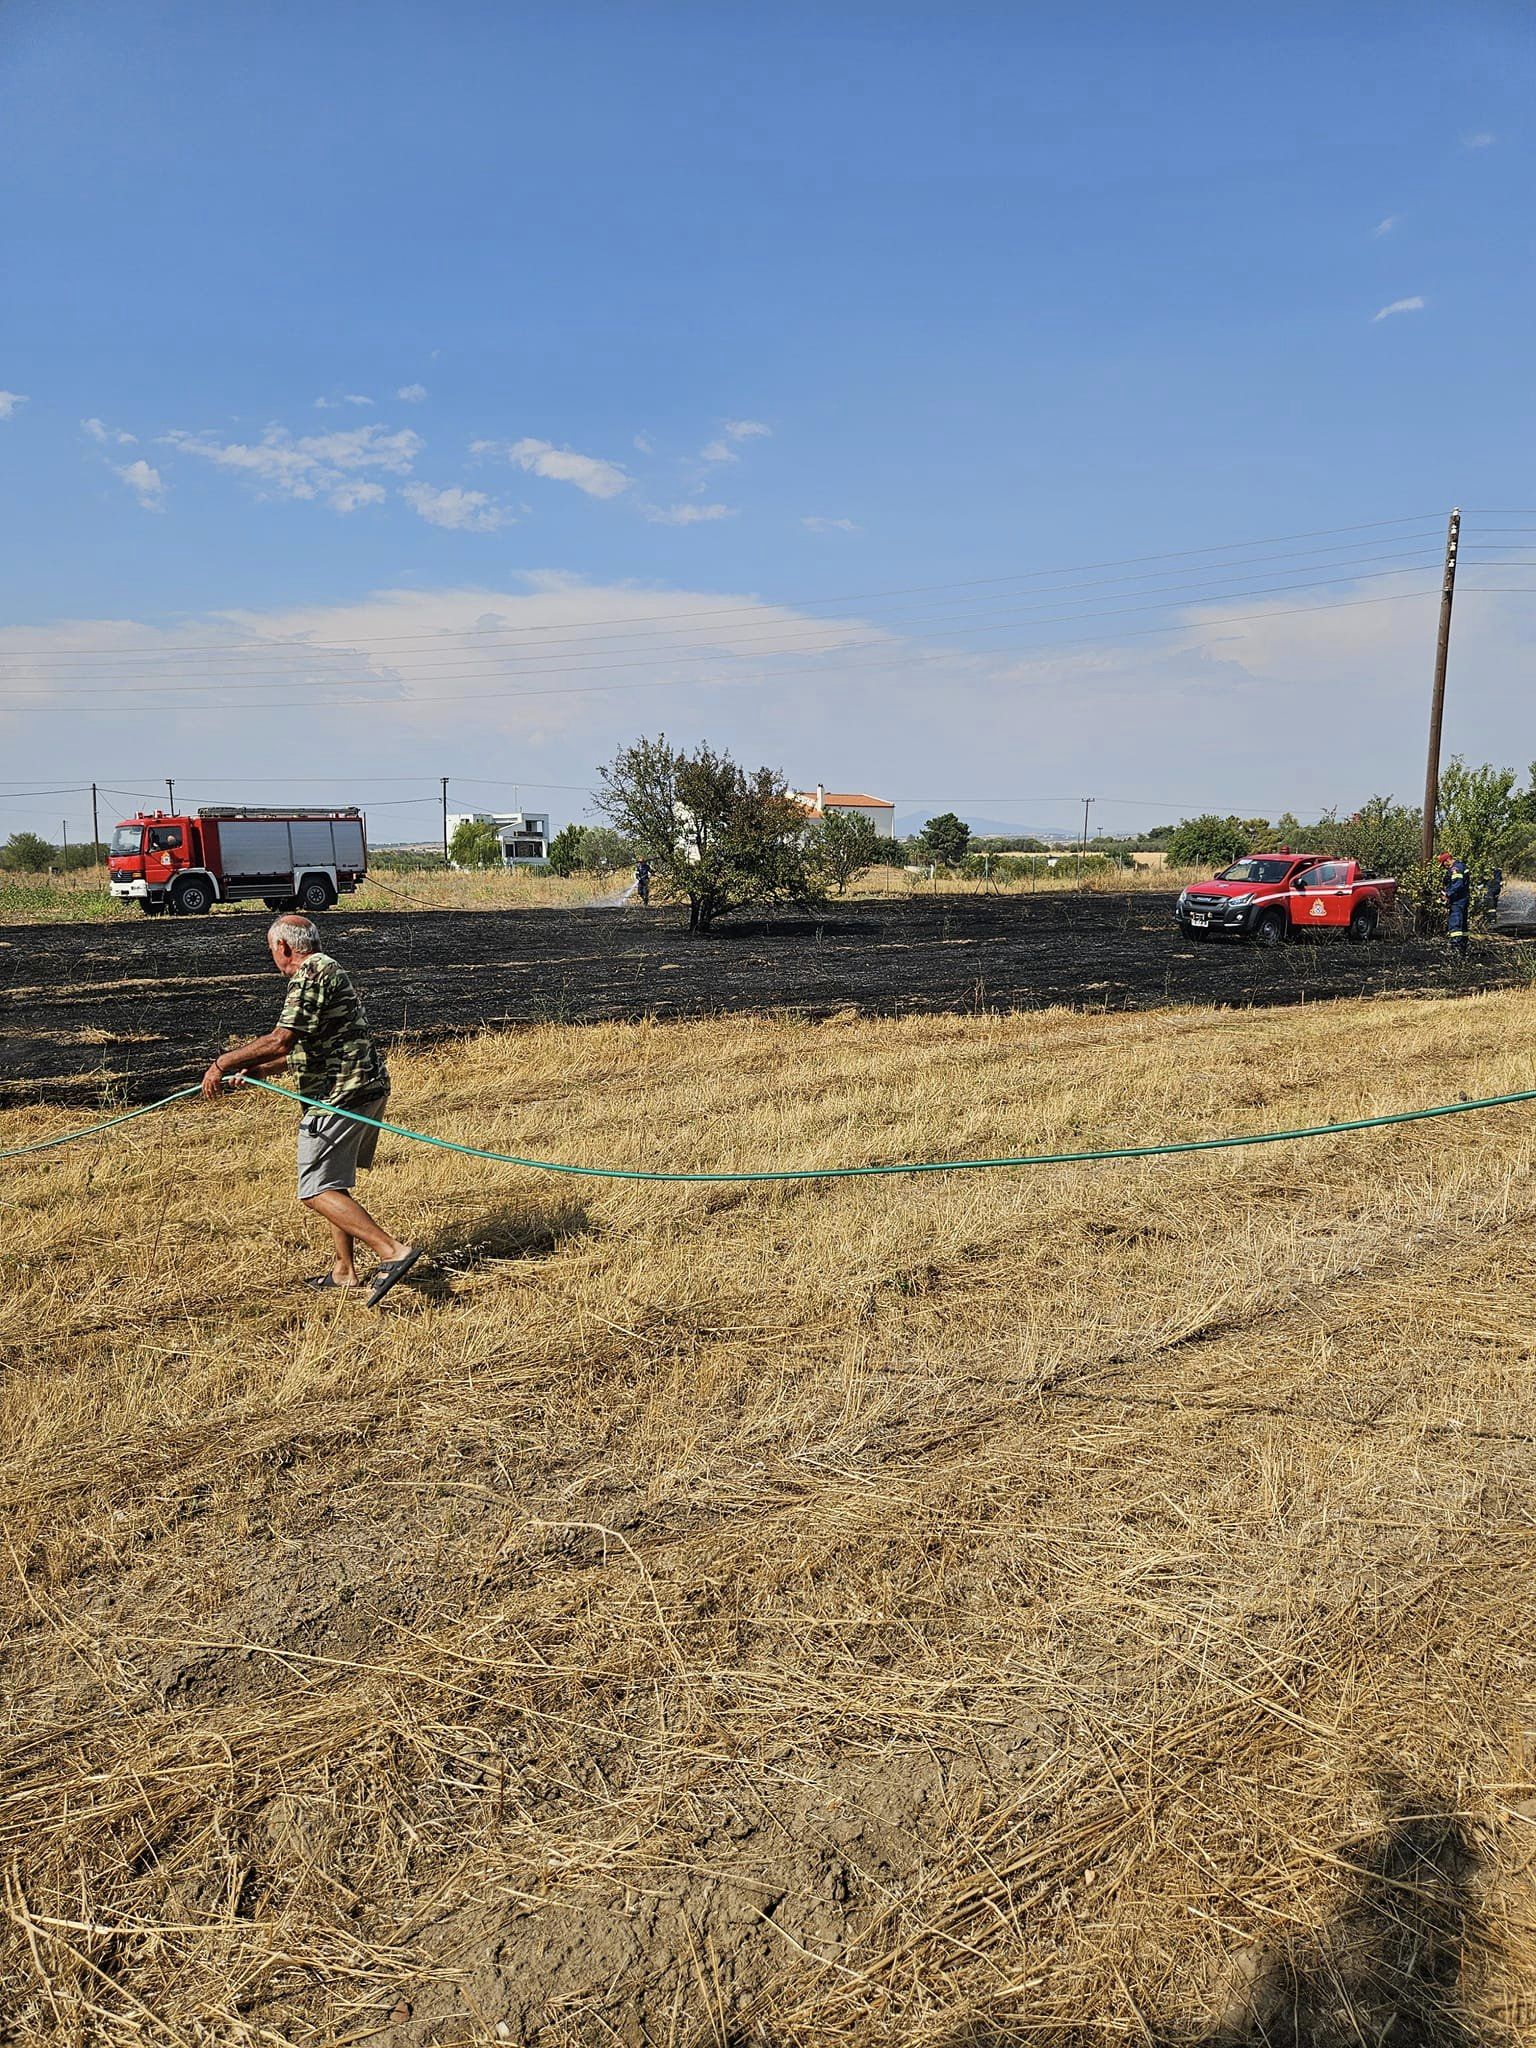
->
[[595, 735, 821, 931], [545, 823, 589, 876], [577, 826, 636, 874], [1328, 795, 1422, 875], [810, 808, 884, 893], [1165, 814, 1252, 868], [915, 812, 971, 867], [1436, 758, 1524, 871], [449, 819, 504, 868], [0, 831, 55, 871]]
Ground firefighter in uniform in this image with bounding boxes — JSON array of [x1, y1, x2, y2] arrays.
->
[[1442, 854, 1471, 955], [634, 857, 651, 906]]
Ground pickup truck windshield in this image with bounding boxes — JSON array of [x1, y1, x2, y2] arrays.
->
[[110, 825, 144, 854], [1217, 859, 1293, 885]]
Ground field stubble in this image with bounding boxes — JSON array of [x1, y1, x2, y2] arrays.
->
[[3, 994, 1536, 2044]]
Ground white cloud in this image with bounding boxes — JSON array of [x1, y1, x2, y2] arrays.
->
[[497, 436, 631, 499], [1463, 131, 1496, 148], [1373, 215, 1399, 237], [402, 483, 509, 532], [329, 481, 388, 514], [699, 438, 737, 464], [397, 383, 428, 402], [722, 418, 770, 441], [0, 391, 27, 420], [82, 417, 137, 445], [633, 432, 654, 454], [163, 421, 424, 505], [1372, 295, 1425, 322], [114, 459, 165, 510], [802, 515, 861, 534], [644, 502, 736, 525], [343, 393, 374, 407]]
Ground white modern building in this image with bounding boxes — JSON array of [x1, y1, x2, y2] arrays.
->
[[792, 783, 897, 839], [447, 810, 551, 866]]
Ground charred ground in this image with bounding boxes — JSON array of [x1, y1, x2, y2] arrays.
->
[[3, 891, 1529, 1106]]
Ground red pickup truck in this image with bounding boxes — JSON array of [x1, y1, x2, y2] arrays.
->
[[1176, 854, 1398, 945]]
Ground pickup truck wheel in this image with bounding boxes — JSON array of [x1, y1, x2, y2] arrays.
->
[[1252, 907, 1287, 947], [296, 875, 335, 913], [1347, 904, 1378, 943], [169, 877, 215, 916]]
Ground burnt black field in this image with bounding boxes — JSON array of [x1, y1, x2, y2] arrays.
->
[[3, 893, 1529, 1106]]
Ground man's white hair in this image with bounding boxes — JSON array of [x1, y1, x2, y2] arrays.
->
[[268, 914, 321, 955]]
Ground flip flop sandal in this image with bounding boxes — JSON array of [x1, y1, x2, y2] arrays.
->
[[305, 1273, 361, 1291], [366, 1248, 425, 1308]]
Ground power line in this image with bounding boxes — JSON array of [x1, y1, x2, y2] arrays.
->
[[0, 564, 1456, 705], [0, 513, 1447, 663], [0, 586, 1459, 722]]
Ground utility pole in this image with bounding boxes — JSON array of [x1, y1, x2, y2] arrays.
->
[[441, 776, 450, 868], [166, 777, 176, 814], [90, 782, 100, 858], [1079, 797, 1093, 878], [61, 819, 69, 864], [1420, 508, 1461, 867]]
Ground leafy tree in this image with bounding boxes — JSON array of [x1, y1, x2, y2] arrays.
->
[[1327, 795, 1422, 875], [595, 735, 820, 931], [1164, 814, 1252, 868], [61, 841, 107, 870], [577, 826, 636, 874], [0, 831, 55, 871], [449, 819, 504, 868], [1436, 758, 1525, 871], [810, 808, 884, 893], [915, 812, 971, 867], [545, 823, 589, 876]]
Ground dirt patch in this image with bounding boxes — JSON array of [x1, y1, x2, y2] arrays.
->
[[1, 893, 1526, 1106]]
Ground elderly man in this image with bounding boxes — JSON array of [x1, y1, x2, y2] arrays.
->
[[201, 915, 421, 1304]]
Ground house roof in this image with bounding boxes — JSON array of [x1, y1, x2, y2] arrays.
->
[[795, 790, 895, 810]]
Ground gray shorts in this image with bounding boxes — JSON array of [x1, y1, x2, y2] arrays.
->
[[296, 1093, 389, 1200]]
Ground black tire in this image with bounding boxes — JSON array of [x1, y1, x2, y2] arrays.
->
[[295, 874, 335, 913], [169, 876, 215, 916], [1252, 907, 1287, 947], [1347, 904, 1377, 943], [138, 900, 166, 917]]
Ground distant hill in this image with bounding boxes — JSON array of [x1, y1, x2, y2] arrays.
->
[[894, 812, 1077, 843]]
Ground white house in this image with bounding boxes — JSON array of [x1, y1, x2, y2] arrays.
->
[[447, 810, 551, 866], [792, 783, 897, 839]]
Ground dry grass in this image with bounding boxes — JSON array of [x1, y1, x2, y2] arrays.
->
[[4, 993, 1536, 2045], [0, 861, 1192, 925]]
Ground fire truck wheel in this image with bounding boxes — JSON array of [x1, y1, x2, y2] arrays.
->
[[1347, 904, 1378, 943], [1252, 907, 1287, 946], [169, 877, 215, 916], [296, 875, 335, 913]]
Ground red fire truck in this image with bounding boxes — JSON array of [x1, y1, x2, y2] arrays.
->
[[1176, 854, 1398, 945], [107, 806, 368, 916]]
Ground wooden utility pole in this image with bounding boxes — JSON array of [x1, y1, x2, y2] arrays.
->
[[1420, 508, 1461, 866], [441, 776, 450, 867], [1079, 797, 1093, 877], [90, 782, 100, 857], [166, 777, 176, 813]]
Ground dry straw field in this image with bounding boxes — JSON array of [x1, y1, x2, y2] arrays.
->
[[5, 991, 1536, 2044]]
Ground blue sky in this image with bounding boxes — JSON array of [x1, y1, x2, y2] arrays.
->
[[1, 1, 1532, 841]]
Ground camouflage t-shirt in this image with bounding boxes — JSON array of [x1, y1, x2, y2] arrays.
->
[[276, 954, 390, 1107]]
